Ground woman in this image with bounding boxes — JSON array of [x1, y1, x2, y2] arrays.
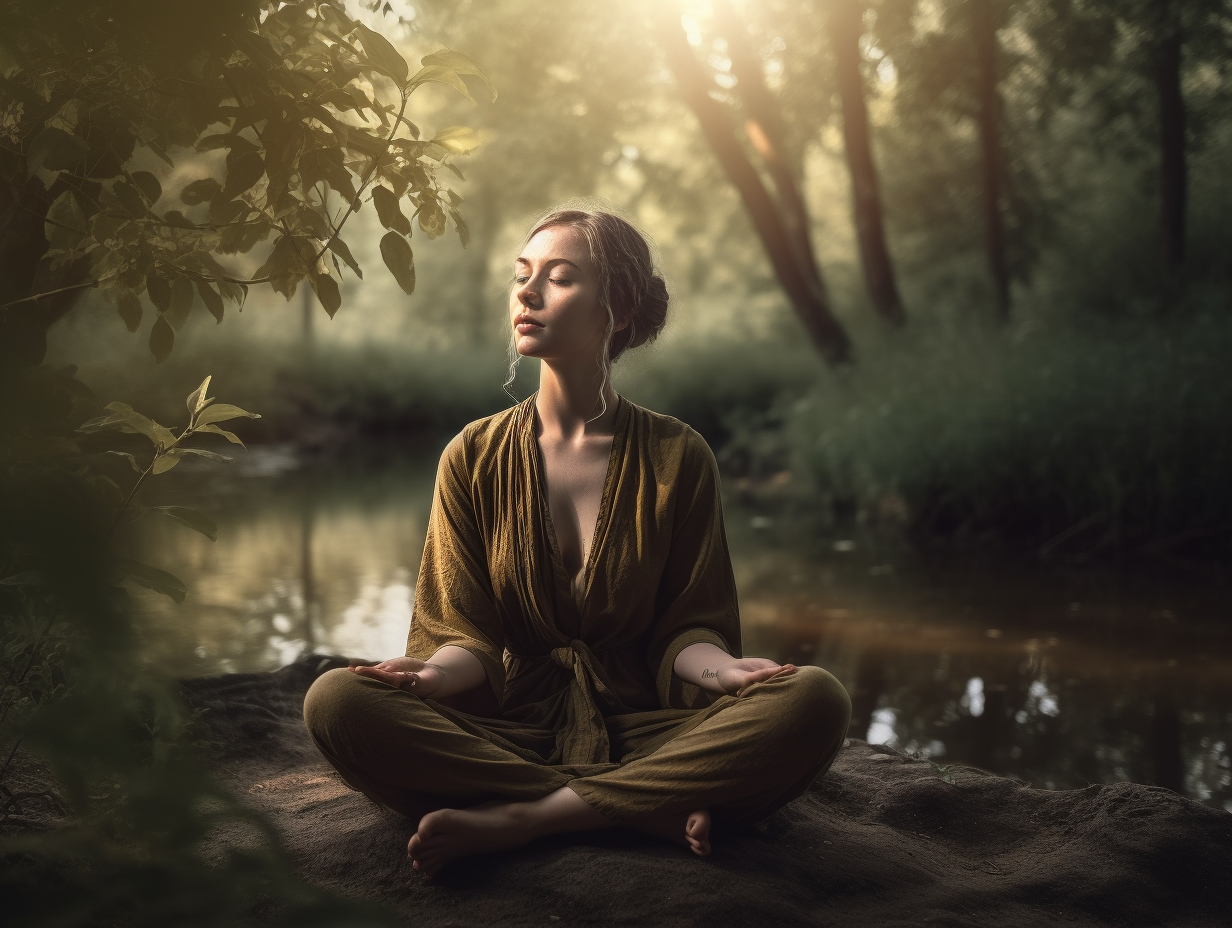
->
[[303, 206, 851, 878]]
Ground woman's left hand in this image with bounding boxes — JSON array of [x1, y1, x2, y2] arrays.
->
[[716, 657, 797, 696]]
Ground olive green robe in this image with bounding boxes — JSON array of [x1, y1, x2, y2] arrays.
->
[[405, 393, 740, 768]]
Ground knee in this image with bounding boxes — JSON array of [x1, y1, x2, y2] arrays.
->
[[303, 666, 377, 749], [775, 665, 852, 744]]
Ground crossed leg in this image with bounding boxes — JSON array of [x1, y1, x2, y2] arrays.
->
[[304, 664, 850, 877], [409, 789, 713, 876]]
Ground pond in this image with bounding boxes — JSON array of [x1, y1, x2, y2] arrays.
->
[[123, 442, 1232, 812]]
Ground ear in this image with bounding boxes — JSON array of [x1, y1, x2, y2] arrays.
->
[[612, 312, 630, 333]]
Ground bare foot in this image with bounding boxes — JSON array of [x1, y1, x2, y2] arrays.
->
[[407, 803, 531, 878], [685, 809, 712, 857], [628, 808, 712, 857]]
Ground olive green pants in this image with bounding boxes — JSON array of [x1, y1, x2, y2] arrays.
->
[[303, 664, 850, 826]]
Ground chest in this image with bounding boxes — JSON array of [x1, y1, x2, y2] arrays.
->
[[536, 434, 615, 580]]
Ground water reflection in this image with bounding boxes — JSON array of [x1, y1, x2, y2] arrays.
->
[[123, 448, 1232, 811], [125, 448, 435, 675]]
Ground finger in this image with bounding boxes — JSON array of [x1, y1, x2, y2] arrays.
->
[[347, 658, 377, 669]]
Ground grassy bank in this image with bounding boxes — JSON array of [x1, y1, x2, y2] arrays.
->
[[61, 306, 1232, 554], [789, 313, 1232, 553]]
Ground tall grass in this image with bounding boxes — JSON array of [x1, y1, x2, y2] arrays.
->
[[789, 311, 1232, 549]]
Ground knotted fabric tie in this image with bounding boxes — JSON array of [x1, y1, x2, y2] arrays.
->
[[549, 639, 613, 765]]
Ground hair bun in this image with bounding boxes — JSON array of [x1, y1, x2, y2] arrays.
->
[[626, 274, 668, 352], [526, 206, 670, 362]]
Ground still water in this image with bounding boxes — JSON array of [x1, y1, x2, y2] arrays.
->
[[125, 444, 1232, 812]]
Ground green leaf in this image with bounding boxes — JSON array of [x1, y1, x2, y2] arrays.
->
[[371, 184, 410, 235], [421, 48, 496, 101], [114, 557, 187, 603], [104, 450, 142, 473], [380, 231, 416, 295], [78, 412, 130, 433], [195, 403, 260, 427], [222, 150, 265, 201], [196, 281, 225, 323], [146, 274, 172, 313], [45, 190, 86, 247], [103, 401, 176, 449], [328, 235, 363, 279], [27, 126, 89, 176], [166, 278, 194, 330], [186, 376, 213, 418], [355, 23, 408, 84], [149, 315, 174, 363], [131, 171, 162, 205], [196, 423, 245, 447], [421, 49, 485, 76], [253, 234, 305, 299], [299, 148, 356, 201], [180, 178, 222, 205], [152, 451, 181, 474], [114, 181, 150, 217], [152, 506, 217, 542], [169, 447, 234, 463], [309, 273, 341, 318], [209, 197, 247, 224], [418, 200, 447, 238], [430, 126, 480, 156], [407, 65, 474, 103]]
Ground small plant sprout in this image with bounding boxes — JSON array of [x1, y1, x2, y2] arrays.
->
[[77, 376, 259, 602]]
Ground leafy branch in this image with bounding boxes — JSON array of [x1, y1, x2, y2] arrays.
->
[[1, 1, 493, 359], [77, 375, 259, 602]]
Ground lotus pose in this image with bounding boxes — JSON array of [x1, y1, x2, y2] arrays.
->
[[303, 206, 851, 877]]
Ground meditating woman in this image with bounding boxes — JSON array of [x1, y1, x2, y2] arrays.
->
[[303, 206, 851, 877]]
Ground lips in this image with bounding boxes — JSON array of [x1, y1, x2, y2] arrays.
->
[[514, 314, 543, 329]]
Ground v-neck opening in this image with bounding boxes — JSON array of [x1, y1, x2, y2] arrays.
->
[[528, 393, 628, 624]]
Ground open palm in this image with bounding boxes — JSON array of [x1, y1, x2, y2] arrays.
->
[[350, 657, 446, 698], [716, 658, 797, 696]]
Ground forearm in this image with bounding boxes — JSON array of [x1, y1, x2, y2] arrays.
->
[[422, 644, 487, 699], [673, 642, 733, 694]]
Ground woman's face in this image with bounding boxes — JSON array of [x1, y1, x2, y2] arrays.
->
[[510, 225, 614, 362]]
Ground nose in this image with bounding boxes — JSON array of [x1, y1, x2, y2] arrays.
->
[[517, 281, 540, 308]]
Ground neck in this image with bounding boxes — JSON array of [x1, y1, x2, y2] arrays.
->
[[535, 356, 619, 439]]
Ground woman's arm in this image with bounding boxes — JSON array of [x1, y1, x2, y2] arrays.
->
[[349, 644, 486, 699], [674, 641, 796, 696]]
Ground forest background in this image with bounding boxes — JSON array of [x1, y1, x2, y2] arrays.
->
[[40, 0, 1232, 548], [3, 0, 1231, 924]]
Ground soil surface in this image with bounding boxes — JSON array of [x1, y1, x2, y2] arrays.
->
[[180, 655, 1232, 928]]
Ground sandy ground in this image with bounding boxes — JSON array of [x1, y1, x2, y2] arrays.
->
[[182, 656, 1232, 928]]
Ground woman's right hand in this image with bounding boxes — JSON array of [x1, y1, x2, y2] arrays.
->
[[349, 657, 447, 698]]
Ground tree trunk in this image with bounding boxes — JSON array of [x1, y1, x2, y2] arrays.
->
[[656, 6, 850, 364], [1154, 0, 1186, 284], [829, 2, 906, 326], [972, 0, 1011, 320], [714, 0, 831, 324]]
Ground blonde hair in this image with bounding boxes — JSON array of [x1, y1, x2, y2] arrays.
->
[[504, 202, 670, 418]]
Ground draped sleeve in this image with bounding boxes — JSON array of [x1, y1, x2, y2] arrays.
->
[[405, 429, 506, 702], [647, 427, 743, 708]]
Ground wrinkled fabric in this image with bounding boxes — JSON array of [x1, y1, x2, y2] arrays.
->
[[405, 393, 741, 767]]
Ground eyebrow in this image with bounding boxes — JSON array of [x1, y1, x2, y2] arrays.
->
[[514, 256, 582, 271]]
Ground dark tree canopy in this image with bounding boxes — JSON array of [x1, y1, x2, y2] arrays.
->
[[0, 0, 490, 360]]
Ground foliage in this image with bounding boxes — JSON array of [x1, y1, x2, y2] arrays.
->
[[0, 2, 492, 922], [788, 310, 1232, 551], [0, 0, 490, 359], [0, 367, 394, 926]]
